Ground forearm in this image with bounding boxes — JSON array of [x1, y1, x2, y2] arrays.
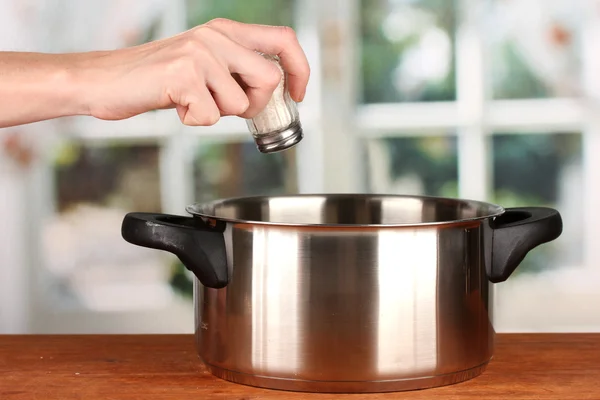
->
[[0, 19, 311, 129], [0, 52, 91, 128]]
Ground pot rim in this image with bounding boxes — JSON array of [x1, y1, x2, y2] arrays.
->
[[184, 193, 506, 228]]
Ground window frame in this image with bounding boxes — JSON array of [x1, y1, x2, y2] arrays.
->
[[22, 0, 600, 332]]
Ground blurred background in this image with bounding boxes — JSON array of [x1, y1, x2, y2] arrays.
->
[[0, 0, 599, 333]]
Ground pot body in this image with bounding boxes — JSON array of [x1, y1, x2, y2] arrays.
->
[[193, 220, 494, 392], [121, 194, 562, 392]]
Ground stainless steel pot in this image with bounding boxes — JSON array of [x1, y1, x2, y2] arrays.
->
[[121, 194, 562, 393]]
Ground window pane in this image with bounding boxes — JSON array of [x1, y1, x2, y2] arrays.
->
[[167, 139, 298, 298], [491, 132, 584, 330], [193, 140, 298, 203], [187, 0, 295, 27], [360, 0, 456, 103], [491, 132, 582, 274], [42, 142, 180, 313], [489, 0, 581, 99], [365, 135, 458, 197]]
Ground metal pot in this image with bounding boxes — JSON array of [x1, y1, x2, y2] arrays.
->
[[121, 194, 562, 393]]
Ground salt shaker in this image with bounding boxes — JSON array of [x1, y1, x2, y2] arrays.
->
[[246, 53, 303, 153]]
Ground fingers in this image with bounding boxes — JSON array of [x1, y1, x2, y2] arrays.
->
[[175, 85, 220, 126], [168, 19, 310, 125], [205, 61, 250, 116], [215, 41, 284, 118], [195, 26, 284, 118], [206, 19, 310, 102]]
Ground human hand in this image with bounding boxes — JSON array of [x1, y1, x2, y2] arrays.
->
[[74, 18, 310, 126]]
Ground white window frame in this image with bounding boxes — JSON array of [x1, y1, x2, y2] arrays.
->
[[19, 0, 600, 333]]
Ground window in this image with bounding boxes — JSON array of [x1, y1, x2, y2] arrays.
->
[[43, 141, 169, 312], [360, 0, 457, 103], [491, 132, 583, 275], [489, 0, 582, 100], [356, 0, 598, 332], [10, 0, 600, 333], [366, 134, 458, 197]]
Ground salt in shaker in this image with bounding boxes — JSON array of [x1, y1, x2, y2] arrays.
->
[[246, 53, 303, 153]]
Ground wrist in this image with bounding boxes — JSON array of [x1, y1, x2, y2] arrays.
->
[[52, 60, 90, 118], [59, 53, 106, 118], [66, 48, 139, 120]]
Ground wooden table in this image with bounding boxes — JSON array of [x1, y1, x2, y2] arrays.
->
[[0, 334, 598, 399]]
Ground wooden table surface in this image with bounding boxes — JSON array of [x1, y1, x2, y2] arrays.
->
[[0, 333, 599, 399]]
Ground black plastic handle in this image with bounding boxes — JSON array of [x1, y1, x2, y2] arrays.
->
[[121, 212, 229, 289], [489, 207, 563, 283]]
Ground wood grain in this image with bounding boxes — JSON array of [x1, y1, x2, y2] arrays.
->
[[0, 334, 599, 399]]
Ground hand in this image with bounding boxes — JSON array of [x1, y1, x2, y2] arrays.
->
[[80, 18, 310, 125], [0, 18, 310, 129]]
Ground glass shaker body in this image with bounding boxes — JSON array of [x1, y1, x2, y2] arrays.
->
[[246, 54, 303, 153]]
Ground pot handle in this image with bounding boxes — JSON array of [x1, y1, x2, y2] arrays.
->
[[121, 212, 229, 289], [488, 207, 562, 283]]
